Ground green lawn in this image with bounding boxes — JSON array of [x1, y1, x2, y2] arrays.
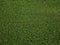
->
[[0, 0, 60, 45]]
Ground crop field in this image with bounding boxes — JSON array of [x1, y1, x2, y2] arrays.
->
[[0, 0, 60, 45]]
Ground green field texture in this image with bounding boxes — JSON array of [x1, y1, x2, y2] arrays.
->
[[0, 0, 60, 45]]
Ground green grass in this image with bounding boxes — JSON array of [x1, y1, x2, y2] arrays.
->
[[0, 0, 60, 45]]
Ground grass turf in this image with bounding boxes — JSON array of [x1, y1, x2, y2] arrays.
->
[[0, 0, 60, 45]]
